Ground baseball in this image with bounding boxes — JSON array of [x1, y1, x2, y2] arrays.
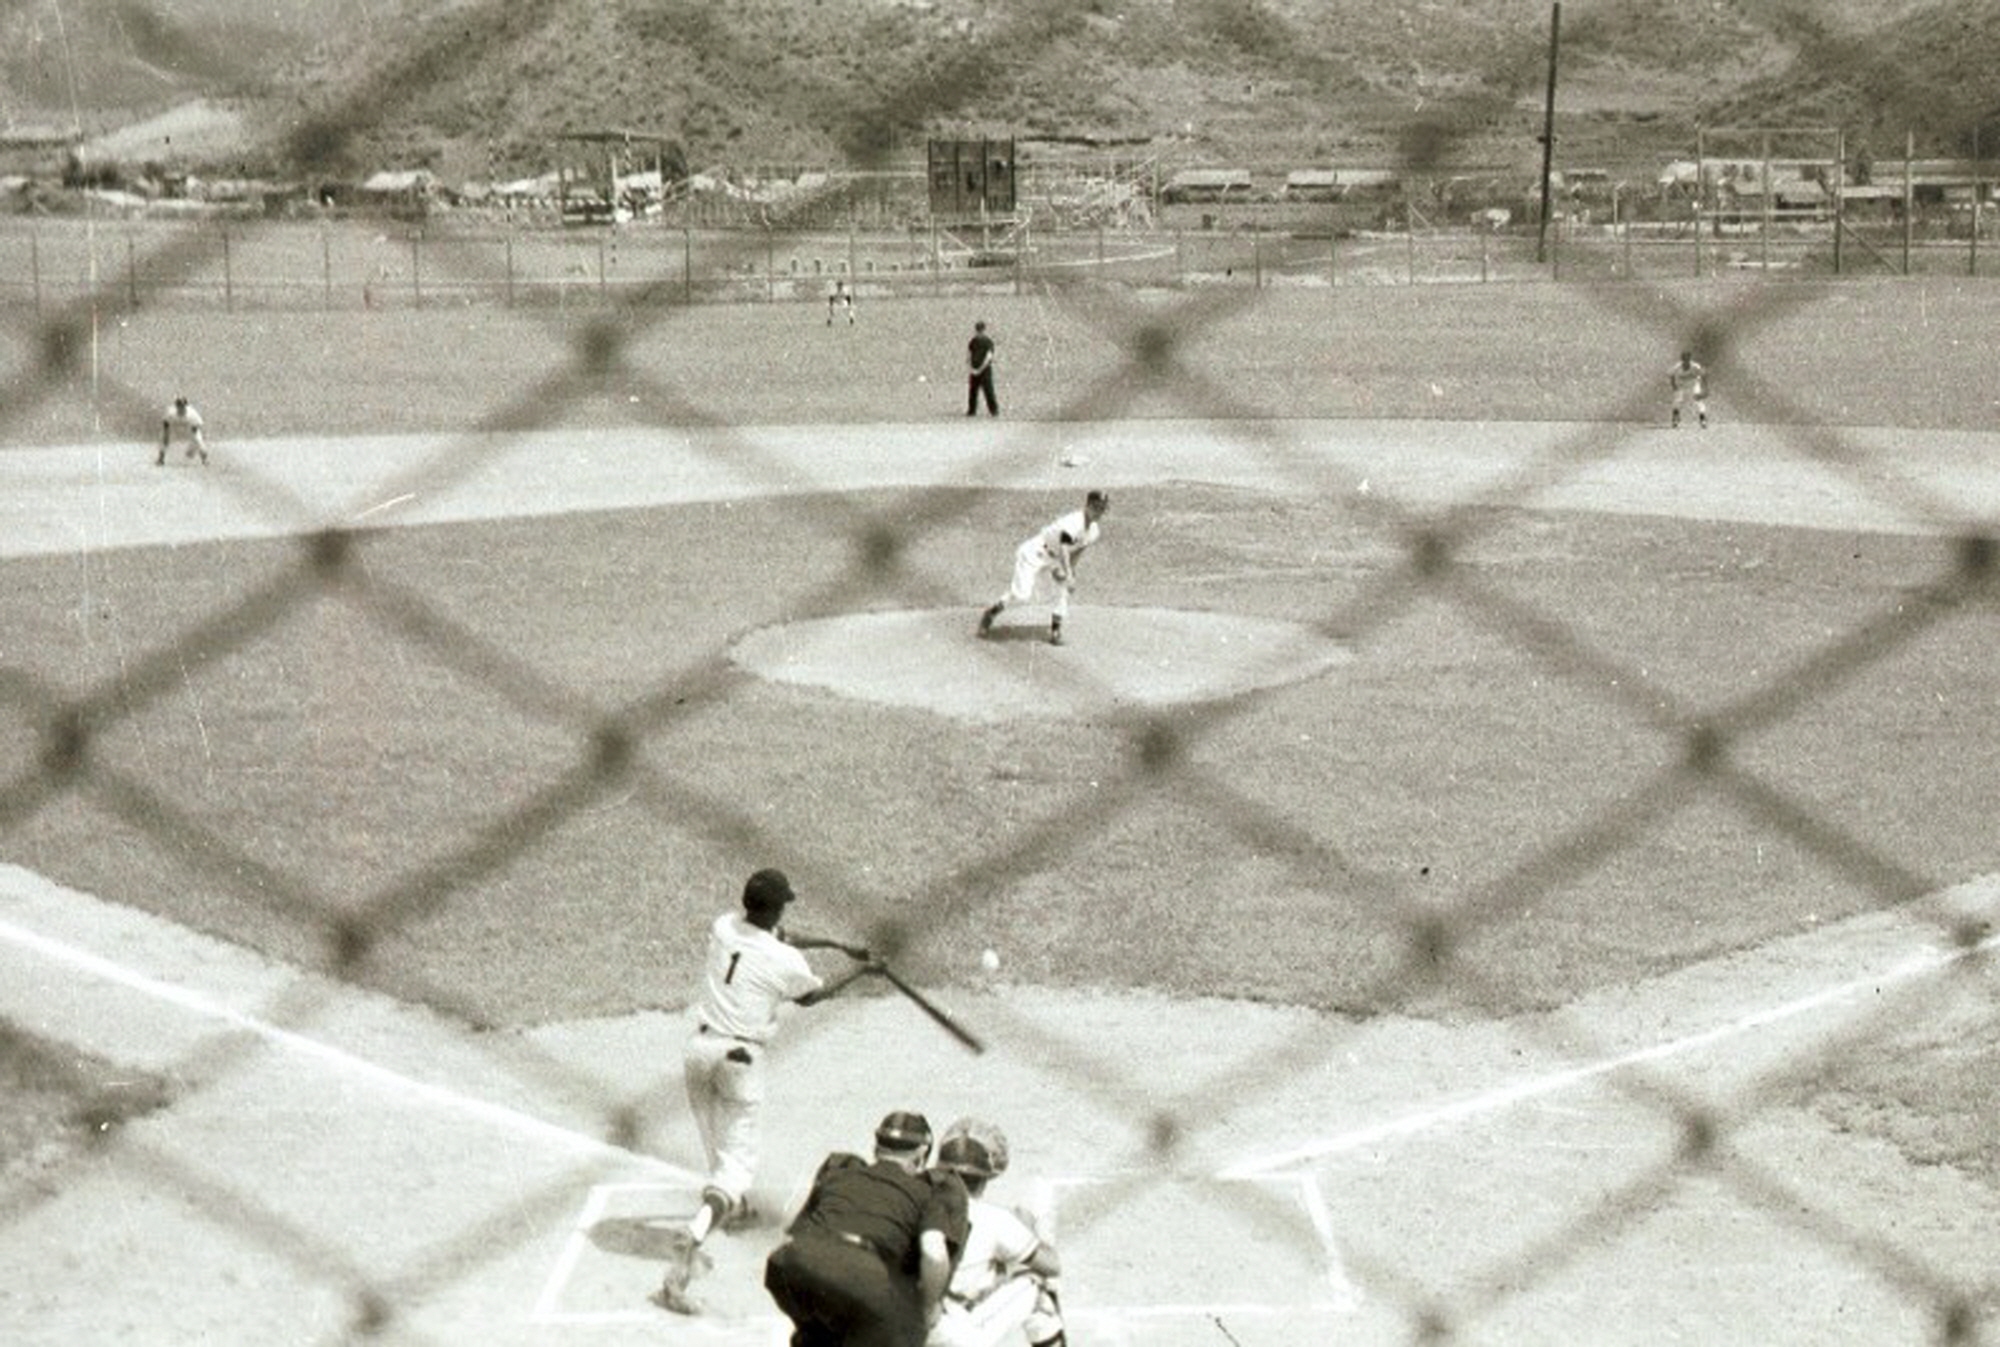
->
[[980, 948, 1001, 973]]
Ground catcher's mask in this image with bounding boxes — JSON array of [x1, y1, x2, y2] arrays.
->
[[936, 1135, 997, 1180]]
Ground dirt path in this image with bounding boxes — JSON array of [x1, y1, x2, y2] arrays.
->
[[6, 418, 2000, 564], [5, 861, 1996, 1345]]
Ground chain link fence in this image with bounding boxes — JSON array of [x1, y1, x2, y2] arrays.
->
[[4, 2, 1999, 1343], [4, 210, 1995, 313]]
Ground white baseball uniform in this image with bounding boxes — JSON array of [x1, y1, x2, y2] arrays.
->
[[160, 401, 208, 462], [928, 1196, 1062, 1347], [1003, 508, 1100, 621], [682, 913, 822, 1210], [1669, 358, 1708, 425]]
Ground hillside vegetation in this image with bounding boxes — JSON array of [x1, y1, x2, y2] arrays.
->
[[6, 0, 1997, 177]]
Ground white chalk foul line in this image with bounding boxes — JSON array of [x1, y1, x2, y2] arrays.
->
[[1221, 927, 1999, 1180], [0, 913, 697, 1181]]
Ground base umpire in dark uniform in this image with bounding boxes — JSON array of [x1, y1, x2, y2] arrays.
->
[[765, 1111, 971, 1347]]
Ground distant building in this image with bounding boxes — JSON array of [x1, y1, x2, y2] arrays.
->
[[1160, 168, 1254, 204], [1281, 169, 1343, 202]]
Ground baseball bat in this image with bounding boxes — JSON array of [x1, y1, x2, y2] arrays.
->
[[876, 963, 986, 1055]]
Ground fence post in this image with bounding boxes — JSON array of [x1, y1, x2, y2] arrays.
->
[[31, 228, 42, 313], [222, 226, 234, 311], [323, 227, 333, 309], [1903, 130, 1914, 275], [1480, 227, 1489, 283], [599, 236, 608, 303], [411, 232, 422, 309], [1972, 127, 1982, 277], [765, 228, 774, 302], [127, 234, 138, 308], [505, 230, 515, 308], [1253, 230, 1263, 288], [1329, 230, 1337, 287], [684, 224, 693, 306]]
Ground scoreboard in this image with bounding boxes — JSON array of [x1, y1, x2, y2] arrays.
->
[[927, 138, 1017, 218]]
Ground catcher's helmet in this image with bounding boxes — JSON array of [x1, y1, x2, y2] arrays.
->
[[874, 1110, 934, 1154], [936, 1134, 997, 1179], [742, 868, 795, 916]]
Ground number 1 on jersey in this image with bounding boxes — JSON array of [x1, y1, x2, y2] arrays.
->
[[725, 952, 741, 984]]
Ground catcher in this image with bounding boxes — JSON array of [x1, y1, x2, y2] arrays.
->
[[928, 1117, 1066, 1347], [977, 489, 1108, 647]]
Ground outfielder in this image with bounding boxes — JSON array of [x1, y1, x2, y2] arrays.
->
[[828, 279, 857, 325], [978, 490, 1108, 646], [158, 395, 209, 465], [929, 1123, 1066, 1347], [658, 868, 878, 1315], [1669, 351, 1708, 429]]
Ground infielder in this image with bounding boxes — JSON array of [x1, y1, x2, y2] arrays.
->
[[158, 395, 209, 465], [966, 319, 998, 417], [658, 868, 877, 1315], [929, 1126, 1066, 1347], [1669, 351, 1708, 429], [978, 490, 1109, 646]]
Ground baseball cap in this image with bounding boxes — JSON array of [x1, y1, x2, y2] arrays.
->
[[874, 1110, 934, 1153], [742, 868, 796, 915]]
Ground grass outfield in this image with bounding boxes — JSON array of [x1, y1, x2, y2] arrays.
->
[[4, 283, 1998, 1198], [7, 278, 2000, 447]]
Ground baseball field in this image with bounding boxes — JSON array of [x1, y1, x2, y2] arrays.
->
[[2, 275, 1998, 1345]]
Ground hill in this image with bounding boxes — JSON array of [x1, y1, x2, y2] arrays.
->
[[8, 0, 1997, 179]]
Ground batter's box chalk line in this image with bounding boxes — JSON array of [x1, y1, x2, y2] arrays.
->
[[536, 1174, 1361, 1329]]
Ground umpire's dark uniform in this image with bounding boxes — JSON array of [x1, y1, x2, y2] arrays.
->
[[765, 1114, 970, 1347]]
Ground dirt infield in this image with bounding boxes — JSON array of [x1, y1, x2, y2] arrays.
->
[[4, 412, 1999, 1344], [733, 606, 1352, 722]]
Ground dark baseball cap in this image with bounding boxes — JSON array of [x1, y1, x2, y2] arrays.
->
[[874, 1111, 933, 1153], [742, 868, 796, 914]]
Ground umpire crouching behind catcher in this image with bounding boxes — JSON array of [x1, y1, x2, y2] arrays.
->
[[765, 1111, 971, 1347]]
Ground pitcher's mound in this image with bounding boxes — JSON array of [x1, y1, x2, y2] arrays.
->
[[733, 607, 1349, 723]]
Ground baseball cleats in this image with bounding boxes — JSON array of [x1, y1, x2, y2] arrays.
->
[[653, 1230, 711, 1316], [978, 604, 1002, 636]]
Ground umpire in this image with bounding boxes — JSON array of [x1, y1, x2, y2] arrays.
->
[[765, 1111, 971, 1347]]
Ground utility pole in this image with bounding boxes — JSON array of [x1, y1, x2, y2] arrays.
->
[[1536, 2, 1561, 264]]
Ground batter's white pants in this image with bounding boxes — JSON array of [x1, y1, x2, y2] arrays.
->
[[682, 1027, 768, 1208]]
